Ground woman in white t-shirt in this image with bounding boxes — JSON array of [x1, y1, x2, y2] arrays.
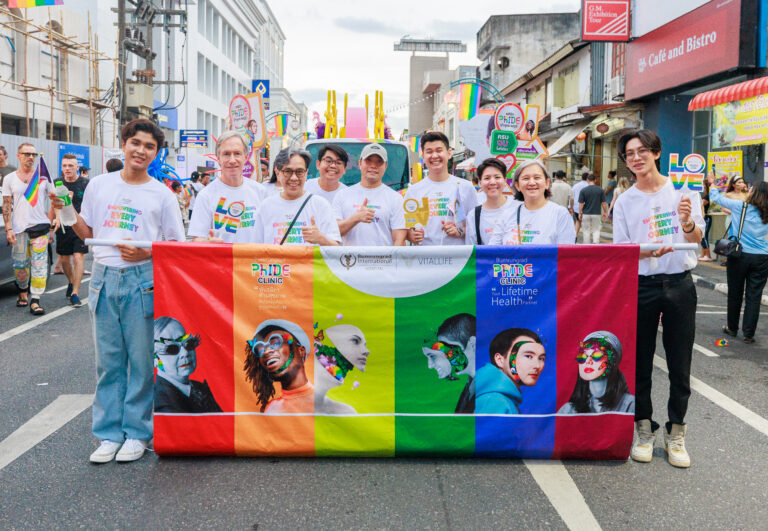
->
[[490, 160, 575, 245], [466, 158, 518, 245]]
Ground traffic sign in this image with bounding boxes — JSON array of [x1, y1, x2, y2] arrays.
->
[[180, 129, 208, 148]]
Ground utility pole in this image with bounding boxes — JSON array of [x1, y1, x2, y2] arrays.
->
[[118, 0, 126, 127]]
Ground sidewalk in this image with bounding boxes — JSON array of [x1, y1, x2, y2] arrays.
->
[[596, 221, 768, 307]]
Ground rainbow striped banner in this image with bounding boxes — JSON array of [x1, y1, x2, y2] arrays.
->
[[9, 0, 63, 7], [23, 155, 51, 207], [409, 136, 420, 153], [274, 115, 288, 137], [458, 83, 481, 121]]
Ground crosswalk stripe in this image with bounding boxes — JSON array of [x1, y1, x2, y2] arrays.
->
[[0, 298, 88, 346]]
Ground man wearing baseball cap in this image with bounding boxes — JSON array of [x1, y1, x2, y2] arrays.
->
[[243, 319, 314, 413], [332, 143, 406, 246]]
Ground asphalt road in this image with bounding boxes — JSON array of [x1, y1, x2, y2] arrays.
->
[[1, 260, 768, 530]]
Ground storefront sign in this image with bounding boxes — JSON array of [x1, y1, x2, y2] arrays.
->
[[582, 0, 630, 42], [713, 94, 768, 148], [180, 130, 208, 149], [625, 0, 745, 100], [708, 151, 743, 190]]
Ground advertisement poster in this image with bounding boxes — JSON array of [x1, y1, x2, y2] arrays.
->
[[582, 0, 630, 42], [57, 143, 90, 176], [713, 95, 768, 148], [707, 151, 743, 190], [153, 243, 638, 459]]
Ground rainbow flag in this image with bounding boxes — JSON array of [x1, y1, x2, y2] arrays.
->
[[9, 0, 63, 7], [23, 155, 51, 207], [274, 115, 288, 137], [458, 83, 481, 120], [409, 136, 420, 153]]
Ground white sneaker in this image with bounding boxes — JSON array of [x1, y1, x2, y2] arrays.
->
[[664, 424, 691, 468], [630, 419, 656, 463], [89, 440, 122, 463], [115, 439, 148, 462]]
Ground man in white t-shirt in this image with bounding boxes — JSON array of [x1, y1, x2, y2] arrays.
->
[[404, 131, 477, 245], [613, 129, 703, 469], [52, 119, 185, 464], [188, 130, 266, 243], [187, 172, 202, 218], [254, 148, 341, 246], [304, 144, 348, 204], [2, 142, 56, 315], [333, 143, 406, 246]]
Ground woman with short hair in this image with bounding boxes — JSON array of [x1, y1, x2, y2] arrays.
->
[[465, 158, 518, 245]]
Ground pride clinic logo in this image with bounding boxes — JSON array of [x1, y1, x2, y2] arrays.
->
[[493, 263, 533, 285], [251, 263, 290, 285]]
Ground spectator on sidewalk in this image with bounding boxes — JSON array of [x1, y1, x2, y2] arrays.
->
[[170, 181, 190, 224], [608, 176, 631, 218], [699, 177, 714, 262], [613, 129, 703, 469], [604, 170, 617, 204], [579, 174, 608, 244], [0, 145, 17, 185], [708, 174, 768, 344], [572, 172, 589, 240], [465, 158, 518, 245], [105, 158, 123, 173], [549, 170, 573, 212]]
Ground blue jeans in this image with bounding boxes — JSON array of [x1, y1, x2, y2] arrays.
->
[[88, 261, 155, 442]]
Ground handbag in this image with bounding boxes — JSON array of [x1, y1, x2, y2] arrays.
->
[[714, 201, 748, 258], [474, 205, 483, 245]]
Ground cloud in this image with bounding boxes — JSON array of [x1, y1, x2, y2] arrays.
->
[[334, 17, 404, 36], [290, 87, 331, 105]]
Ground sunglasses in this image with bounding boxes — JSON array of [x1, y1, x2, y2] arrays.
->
[[575, 350, 607, 364], [248, 332, 293, 357], [19, 152, 38, 158], [155, 333, 200, 355]]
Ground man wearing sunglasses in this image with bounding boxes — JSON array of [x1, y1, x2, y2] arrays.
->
[[2, 143, 57, 314], [153, 316, 221, 414], [243, 319, 313, 413]]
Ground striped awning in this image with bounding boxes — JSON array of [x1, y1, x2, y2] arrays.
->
[[688, 76, 768, 111]]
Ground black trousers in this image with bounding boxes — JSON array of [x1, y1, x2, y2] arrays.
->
[[636, 272, 697, 431], [726, 252, 768, 338]]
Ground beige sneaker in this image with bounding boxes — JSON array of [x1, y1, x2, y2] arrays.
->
[[630, 419, 656, 462], [664, 423, 691, 468]]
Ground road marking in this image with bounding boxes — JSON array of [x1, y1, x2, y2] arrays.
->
[[47, 277, 90, 295], [524, 460, 601, 531], [698, 304, 726, 308], [697, 311, 768, 315], [0, 394, 92, 472], [0, 297, 88, 345], [694, 344, 720, 358], [654, 356, 768, 438]]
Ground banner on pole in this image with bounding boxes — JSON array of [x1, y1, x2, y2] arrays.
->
[[153, 244, 638, 459]]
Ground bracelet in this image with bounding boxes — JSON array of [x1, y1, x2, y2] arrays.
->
[[457, 227, 465, 237], [682, 221, 696, 233]]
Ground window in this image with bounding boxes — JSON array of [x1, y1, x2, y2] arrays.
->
[[611, 43, 626, 79], [212, 64, 219, 100], [692, 109, 712, 157], [527, 83, 545, 110], [553, 64, 579, 108], [197, 0, 206, 36], [197, 53, 204, 88]]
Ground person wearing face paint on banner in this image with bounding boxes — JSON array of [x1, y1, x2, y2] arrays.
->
[[314, 324, 371, 414], [153, 317, 222, 413], [243, 319, 313, 413], [557, 331, 635, 414], [475, 328, 546, 415]]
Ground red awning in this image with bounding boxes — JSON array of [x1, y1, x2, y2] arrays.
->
[[688, 76, 768, 111]]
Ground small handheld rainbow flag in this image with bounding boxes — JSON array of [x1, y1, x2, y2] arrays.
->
[[9, 0, 63, 7], [274, 115, 288, 137], [458, 83, 481, 121], [23, 155, 51, 207], [410, 136, 420, 153]]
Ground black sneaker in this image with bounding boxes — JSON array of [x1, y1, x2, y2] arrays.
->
[[744, 336, 755, 344], [66, 283, 73, 298], [722, 326, 737, 337], [70, 294, 83, 308]]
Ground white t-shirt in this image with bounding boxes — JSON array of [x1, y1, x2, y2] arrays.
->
[[332, 182, 406, 246], [403, 175, 478, 245], [255, 191, 341, 245], [572, 181, 588, 214], [490, 201, 576, 245], [262, 181, 282, 196], [189, 181, 203, 211], [613, 178, 705, 275], [79, 172, 185, 267], [304, 178, 347, 205], [465, 198, 519, 245], [1, 171, 52, 234], [187, 178, 266, 243]]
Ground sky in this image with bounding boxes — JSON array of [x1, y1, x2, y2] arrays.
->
[[270, 1, 581, 137]]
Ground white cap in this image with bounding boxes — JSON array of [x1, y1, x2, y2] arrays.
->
[[254, 319, 311, 352], [360, 143, 388, 163]]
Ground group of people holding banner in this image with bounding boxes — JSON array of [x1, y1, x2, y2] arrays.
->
[[39, 115, 768, 468]]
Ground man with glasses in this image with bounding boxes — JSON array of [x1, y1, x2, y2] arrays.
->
[[613, 129, 703, 469], [0, 145, 17, 185], [255, 148, 341, 246], [153, 316, 222, 413], [332, 143, 407, 246], [2, 143, 57, 314], [305, 144, 348, 203]]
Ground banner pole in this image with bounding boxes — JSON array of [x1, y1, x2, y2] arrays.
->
[[85, 239, 153, 248]]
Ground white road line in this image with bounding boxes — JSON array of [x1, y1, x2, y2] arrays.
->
[[0, 297, 88, 345], [524, 460, 601, 531], [47, 277, 90, 295], [0, 394, 92, 472], [697, 311, 768, 315], [698, 304, 726, 308], [694, 344, 720, 358], [654, 356, 768, 438]]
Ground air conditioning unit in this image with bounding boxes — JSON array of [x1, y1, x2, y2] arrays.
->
[[126, 83, 154, 110], [610, 76, 625, 101]]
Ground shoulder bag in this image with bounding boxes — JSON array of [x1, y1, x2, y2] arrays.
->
[[279, 194, 313, 245], [714, 201, 748, 258], [474, 205, 483, 245]]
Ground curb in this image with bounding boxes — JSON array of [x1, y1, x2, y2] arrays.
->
[[692, 274, 768, 307]]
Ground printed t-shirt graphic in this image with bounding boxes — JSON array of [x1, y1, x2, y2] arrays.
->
[[612, 179, 705, 275], [305, 178, 347, 205], [465, 198, 519, 245], [188, 178, 266, 243], [403, 175, 478, 245], [79, 171, 186, 267], [1, 171, 52, 234], [254, 192, 341, 245], [490, 201, 575, 245], [332, 183, 406, 246]]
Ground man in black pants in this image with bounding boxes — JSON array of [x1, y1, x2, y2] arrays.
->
[[612, 129, 704, 468], [56, 153, 89, 307]]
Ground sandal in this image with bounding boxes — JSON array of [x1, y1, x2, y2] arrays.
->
[[29, 300, 46, 316], [16, 294, 28, 307]]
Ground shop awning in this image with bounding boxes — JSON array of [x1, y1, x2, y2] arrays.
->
[[455, 157, 475, 170], [688, 76, 768, 111], [546, 118, 592, 157]]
